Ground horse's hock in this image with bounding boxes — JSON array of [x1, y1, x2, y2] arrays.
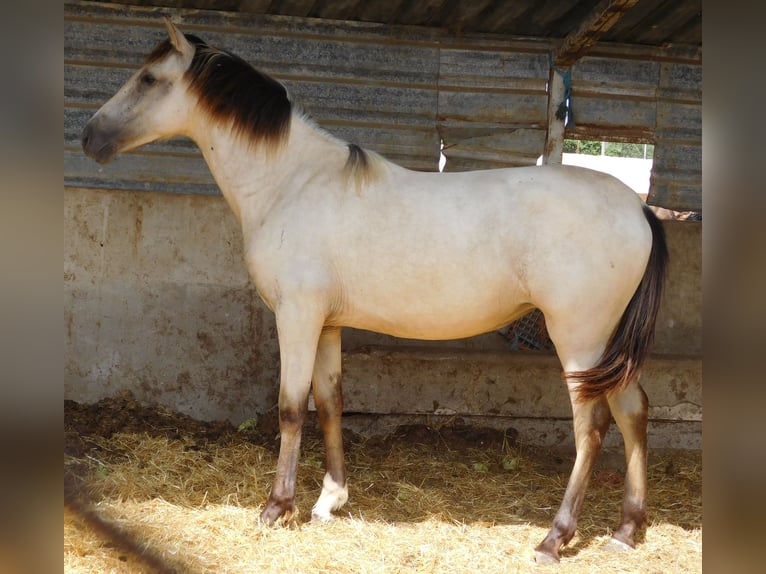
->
[[64, 187, 701, 449]]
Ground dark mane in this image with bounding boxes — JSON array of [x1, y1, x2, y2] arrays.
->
[[145, 34, 292, 150], [346, 143, 369, 172]]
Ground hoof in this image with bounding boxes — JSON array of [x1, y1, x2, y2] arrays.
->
[[605, 537, 634, 553], [259, 502, 297, 526], [534, 550, 560, 564], [310, 510, 335, 523], [310, 474, 348, 524]]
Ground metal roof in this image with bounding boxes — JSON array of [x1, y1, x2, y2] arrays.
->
[[102, 0, 701, 53]]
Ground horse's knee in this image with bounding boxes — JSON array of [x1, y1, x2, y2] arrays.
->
[[278, 403, 307, 431]]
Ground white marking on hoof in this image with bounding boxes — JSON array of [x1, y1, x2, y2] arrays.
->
[[605, 537, 634, 553], [311, 473, 348, 522]]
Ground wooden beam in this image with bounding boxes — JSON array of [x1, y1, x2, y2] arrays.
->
[[544, 0, 638, 164], [554, 0, 640, 67], [543, 69, 566, 164]]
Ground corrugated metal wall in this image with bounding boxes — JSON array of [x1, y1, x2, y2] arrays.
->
[[64, 0, 700, 209], [566, 46, 701, 211]]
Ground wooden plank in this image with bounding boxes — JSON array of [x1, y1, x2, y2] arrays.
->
[[439, 0, 496, 35], [243, 0, 311, 18], [625, 0, 701, 46], [554, 0, 641, 67], [313, 0, 367, 22], [238, 0, 273, 14], [600, 0, 671, 44], [392, 0, 446, 27], [354, 0, 406, 24]]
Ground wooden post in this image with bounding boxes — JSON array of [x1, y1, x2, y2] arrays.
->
[[543, 67, 566, 165], [542, 0, 638, 165]]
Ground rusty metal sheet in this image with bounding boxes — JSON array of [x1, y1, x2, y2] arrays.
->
[[648, 59, 701, 210], [65, 0, 701, 209], [441, 129, 545, 171]]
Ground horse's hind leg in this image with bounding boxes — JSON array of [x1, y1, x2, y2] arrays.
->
[[310, 327, 349, 521], [606, 381, 649, 550], [535, 384, 611, 563]]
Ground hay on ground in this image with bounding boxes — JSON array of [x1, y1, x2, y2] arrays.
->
[[64, 396, 701, 573]]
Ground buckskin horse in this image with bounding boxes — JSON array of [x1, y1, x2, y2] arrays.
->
[[81, 19, 667, 563]]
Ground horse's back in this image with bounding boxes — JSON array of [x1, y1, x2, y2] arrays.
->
[[316, 163, 653, 341]]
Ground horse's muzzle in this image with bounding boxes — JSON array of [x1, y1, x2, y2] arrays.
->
[[81, 121, 117, 165]]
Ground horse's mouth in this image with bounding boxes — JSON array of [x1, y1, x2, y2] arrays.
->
[[81, 122, 119, 164], [82, 141, 116, 165], [92, 145, 116, 165]]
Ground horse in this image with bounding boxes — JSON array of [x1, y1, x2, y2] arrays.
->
[[81, 18, 667, 564]]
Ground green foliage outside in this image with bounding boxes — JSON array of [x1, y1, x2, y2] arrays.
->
[[563, 139, 654, 159]]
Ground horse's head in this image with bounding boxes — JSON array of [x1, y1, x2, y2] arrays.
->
[[81, 18, 196, 164], [82, 19, 292, 164]]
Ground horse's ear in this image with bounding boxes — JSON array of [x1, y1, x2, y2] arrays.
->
[[163, 16, 194, 62]]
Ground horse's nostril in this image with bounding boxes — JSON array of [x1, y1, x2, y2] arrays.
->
[[81, 124, 92, 150]]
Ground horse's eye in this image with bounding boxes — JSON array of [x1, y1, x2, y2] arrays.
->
[[141, 73, 156, 86]]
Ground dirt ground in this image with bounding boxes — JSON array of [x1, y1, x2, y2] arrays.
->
[[64, 393, 701, 573]]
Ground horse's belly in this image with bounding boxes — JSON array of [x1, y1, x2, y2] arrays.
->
[[335, 279, 532, 340], [342, 311, 529, 340]]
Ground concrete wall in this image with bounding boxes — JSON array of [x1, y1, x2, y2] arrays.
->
[[65, 186, 701, 448], [65, 188, 279, 422]]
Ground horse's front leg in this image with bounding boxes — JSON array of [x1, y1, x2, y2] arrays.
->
[[535, 383, 612, 563], [259, 304, 324, 525], [310, 326, 349, 521]]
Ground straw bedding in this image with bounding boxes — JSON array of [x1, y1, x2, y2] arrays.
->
[[64, 393, 701, 573]]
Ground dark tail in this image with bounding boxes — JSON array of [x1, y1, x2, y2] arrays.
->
[[569, 204, 669, 402]]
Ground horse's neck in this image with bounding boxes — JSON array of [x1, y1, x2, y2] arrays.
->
[[191, 114, 348, 223]]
